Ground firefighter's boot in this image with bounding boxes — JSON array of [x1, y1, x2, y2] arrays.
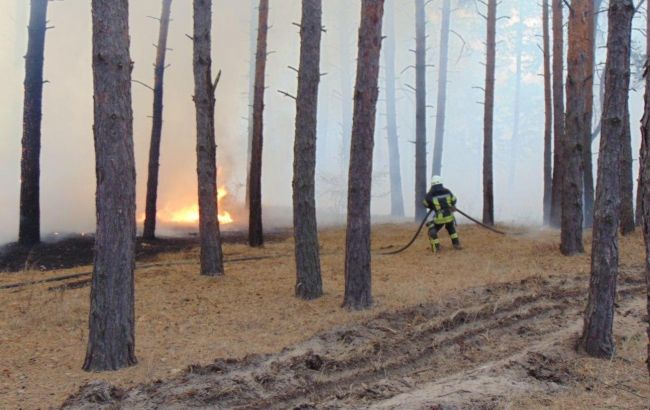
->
[[429, 237, 441, 253], [451, 233, 462, 250]]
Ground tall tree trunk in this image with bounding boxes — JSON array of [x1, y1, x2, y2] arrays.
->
[[550, 0, 565, 228], [583, 0, 605, 228], [640, 0, 650, 376], [383, 0, 405, 218], [337, 11, 354, 213], [192, 0, 225, 276], [143, 0, 173, 240], [581, 0, 634, 358], [482, 0, 496, 226], [84, 0, 137, 372], [582, 59, 595, 229], [582, 147, 596, 229], [637, 137, 645, 227], [591, 0, 604, 141], [293, 0, 323, 300], [508, 0, 524, 191], [561, 0, 594, 255], [543, 0, 553, 225], [620, 106, 636, 235], [432, 0, 451, 177], [245, 0, 257, 209], [414, 0, 427, 221], [343, 0, 384, 310], [19, 0, 48, 247], [249, 0, 269, 247]]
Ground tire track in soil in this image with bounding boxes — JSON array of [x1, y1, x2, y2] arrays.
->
[[61, 273, 647, 410]]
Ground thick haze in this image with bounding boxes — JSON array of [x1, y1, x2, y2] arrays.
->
[[0, 0, 646, 243]]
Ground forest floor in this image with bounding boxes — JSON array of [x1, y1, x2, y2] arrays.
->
[[0, 223, 648, 409]]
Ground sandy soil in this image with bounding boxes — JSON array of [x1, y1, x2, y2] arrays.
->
[[0, 223, 648, 409], [63, 274, 649, 409]]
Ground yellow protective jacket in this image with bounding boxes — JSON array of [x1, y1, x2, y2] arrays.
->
[[422, 184, 457, 225]]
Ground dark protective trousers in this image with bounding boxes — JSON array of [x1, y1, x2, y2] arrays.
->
[[427, 220, 459, 251]]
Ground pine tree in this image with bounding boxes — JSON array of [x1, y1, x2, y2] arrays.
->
[[561, 0, 594, 255], [550, 0, 564, 227], [482, 0, 497, 226], [192, 0, 225, 276], [432, 0, 451, 177], [383, 0, 405, 217], [293, 0, 323, 300], [19, 0, 49, 246], [248, 0, 269, 247], [143, 0, 173, 240], [581, 0, 634, 358], [543, 0, 553, 225], [414, 0, 427, 221], [343, 0, 384, 310], [84, 0, 137, 371]]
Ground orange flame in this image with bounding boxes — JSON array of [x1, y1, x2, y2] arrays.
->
[[140, 187, 234, 226]]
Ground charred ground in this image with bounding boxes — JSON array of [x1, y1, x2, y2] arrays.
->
[[0, 229, 292, 272]]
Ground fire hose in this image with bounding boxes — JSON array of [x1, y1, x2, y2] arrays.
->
[[381, 207, 506, 255]]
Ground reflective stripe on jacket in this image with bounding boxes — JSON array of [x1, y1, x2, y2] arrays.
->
[[422, 184, 457, 224]]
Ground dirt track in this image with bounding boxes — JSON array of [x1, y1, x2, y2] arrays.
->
[[62, 272, 649, 409]]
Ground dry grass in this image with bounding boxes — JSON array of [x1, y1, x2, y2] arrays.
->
[[0, 223, 646, 409]]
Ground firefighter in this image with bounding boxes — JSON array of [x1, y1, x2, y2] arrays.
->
[[423, 175, 462, 252]]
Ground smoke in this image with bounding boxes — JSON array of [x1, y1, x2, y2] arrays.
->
[[0, 0, 646, 244]]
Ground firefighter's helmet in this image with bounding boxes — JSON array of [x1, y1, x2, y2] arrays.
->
[[431, 175, 443, 186]]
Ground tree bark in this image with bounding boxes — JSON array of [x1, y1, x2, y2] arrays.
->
[[640, 0, 650, 376], [432, 0, 451, 177], [550, 0, 564, 228], [414, 0, 427, 222], [383, 0, 405, 218], [192, 0, 225, 276], [582, 98, 595, 230], [543, 0, 553, 225], [620, 106, 636, 235], [84, 0, 137, 371], [582, 0, 604, 229], [581, 0, 634, 359], [637, 137, 645, 227], [19, 0, 48, 247], [482, 0, 496, 226], [508, 0, 524, 191], [248, 0, 269, 247], [293, 0, 323, 300], [561, 0, 593, 255], [343, 0, 384, 310], [143, 0, 173, 240], [338, 12, 354, 184], [245, 0, 257, 210]]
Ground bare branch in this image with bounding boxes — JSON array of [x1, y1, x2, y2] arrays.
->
[[450, 29, 467, 64], [132, 79, 154, 92], [277, 89, 297, 100], [212, 69, 222, 93]]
